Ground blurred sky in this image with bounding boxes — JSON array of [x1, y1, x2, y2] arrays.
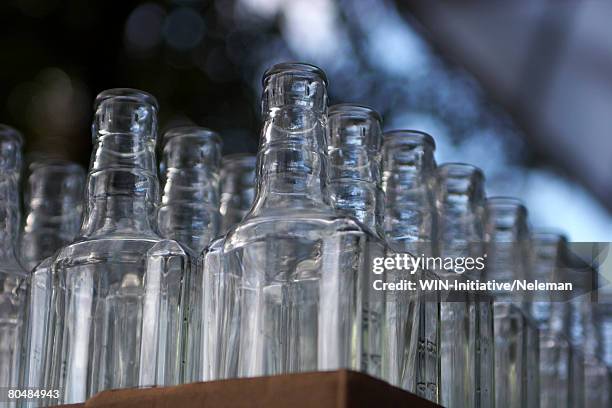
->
[[1, 0, 611, 241]]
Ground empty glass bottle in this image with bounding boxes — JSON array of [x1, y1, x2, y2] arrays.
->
[[327, 103, 385, 377], [21, 89, 189, 404], [20, 159, 85, 271], [582, 299, 610, 408], [218, 154, 256, 234], [436, 163, 491, 408], [158, 126, 222, 254], [0, 125, 27, 398], [202, 62, 372, 378], [532, 232, 572, 408], [381, 130, 439, 401], [484, 197, 538, 408]]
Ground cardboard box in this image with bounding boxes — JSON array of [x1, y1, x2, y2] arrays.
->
[[54, 370, 440, 407]]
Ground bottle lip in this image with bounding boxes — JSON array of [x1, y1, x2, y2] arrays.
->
[[438, 162, 483, 179], [533, 229, 568, 244], [222, 153, 257, 168], [383, 129, 436, 150], [262, 62, 328, 86], [0, 124, 24, 146], [486, 196, 526, 210], [328, 104, 382, 123], [28, 158, 85, 175], [94, 88, 159, 110], [162, 126, 222, 145]]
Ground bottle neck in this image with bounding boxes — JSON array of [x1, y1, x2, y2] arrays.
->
[[249, 107, 330, 216], [329, 147, 382, 235], [80, 134, 159, 237], [0, 171, 22, 271]]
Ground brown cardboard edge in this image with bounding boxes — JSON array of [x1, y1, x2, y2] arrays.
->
[[78, 370, 440, 408]]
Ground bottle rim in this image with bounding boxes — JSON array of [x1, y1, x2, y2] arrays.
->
[[437, 162, 483, 179], [262, 62, 328, 86], [486, 196, 526, 210], [383, 129, 436, 150], [27, 158, 85, 175], [162, 126, 222, 145], [94, 88, 159, 110], [532, 229, 568, 244], [0, 124, 24, 146], [222, 153, 257, 168], [328, 104, 382, 123]]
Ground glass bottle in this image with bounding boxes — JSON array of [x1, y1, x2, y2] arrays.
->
[[436, 163, 491, 408], [188, 154, 252, 382], [158, 126, 222, 254], [22, 89, 189, 404], [218, 154, 256, 234], [20, 159, 85, 271], [327, 103, 385, 377], [0, 125, 27, 397], [532, 232, 572, 408], [209, 62, 371, 377], [381, 130, 439, 401], [484, 197, 538, 408], [582, 297, 609, 407]]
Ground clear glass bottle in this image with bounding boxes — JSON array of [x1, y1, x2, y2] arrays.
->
[[205, 62, 371, 378], [20, 159, 85, 271], [381, 130, 439, 401], [484, 197, 538, 408], [0, 125, 27, 397], [436, 163, 490, 408], [327, 103, 385, 377], [218, 154, 256, 234], [532, 232, 572, 408], [21, 89, 189, 404], [582, 298, 610, 408], [158, 126, 222, 254]]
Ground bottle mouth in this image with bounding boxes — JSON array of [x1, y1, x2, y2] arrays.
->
[[328, 104, 381, 123], [28, 158, 84, 174], [383, 130, 436, 150], [163, 126, 222, 145], [438, 162, 483, 180], [222, 153, 257, 168], [94, 88, 158, 111], [533, 230, 568, 244], [486, 196, 526, 212], [262, 62, 328, 86], [0, 124, 24, 146]]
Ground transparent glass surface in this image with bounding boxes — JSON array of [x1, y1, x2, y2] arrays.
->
[[191, 63, 374, 379], [20, 159, 85, 271], [436, 163, 488, 408], [158, 126, 222, 254], [381, 130, 439, 401], [485, 197, 537, 408], [219, 155, 256, 235], [328, 103, 386, 379], [20, 90, 188, 404], [0, 125, 27, 407]]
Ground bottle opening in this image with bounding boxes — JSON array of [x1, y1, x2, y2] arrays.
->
[[162, 126, 221, 144], [94, 88, 158, 111], [383, 129, 436, 150], [93, 88, 158, 139], [262, 62, 328, 86], [0, 124, 23, 171]]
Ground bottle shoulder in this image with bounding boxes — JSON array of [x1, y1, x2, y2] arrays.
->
[[52, 236, 186, 266], [223, 211, 383, 251]]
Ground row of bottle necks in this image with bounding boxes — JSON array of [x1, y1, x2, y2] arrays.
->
[[0, 62, 609, 408]]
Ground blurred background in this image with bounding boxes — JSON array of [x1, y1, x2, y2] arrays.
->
[[1, 0, 611, 241]]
